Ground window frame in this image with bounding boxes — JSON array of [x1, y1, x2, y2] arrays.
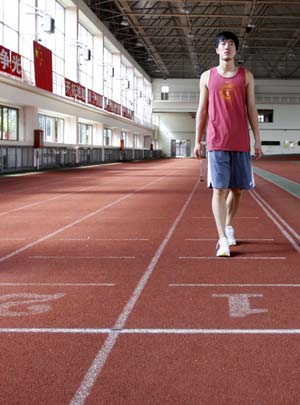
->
[[0, 105, 19, 141]]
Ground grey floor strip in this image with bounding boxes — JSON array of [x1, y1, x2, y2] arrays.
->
[[253, 166, 300, 198]]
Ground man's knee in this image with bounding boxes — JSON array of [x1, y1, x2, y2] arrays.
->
[[213, 188, 228, 198], [230, 188, 242, 198]]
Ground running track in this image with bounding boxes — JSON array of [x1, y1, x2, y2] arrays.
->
[[0, 157, 299, 404]]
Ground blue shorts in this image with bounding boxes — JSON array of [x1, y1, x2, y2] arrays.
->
[[207, 151, 255, 189]]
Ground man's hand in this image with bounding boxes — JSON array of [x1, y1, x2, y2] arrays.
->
[[254, 140, 263, 160], [194, 142, 201, 159]]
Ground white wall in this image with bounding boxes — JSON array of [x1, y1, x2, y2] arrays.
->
[[0, 75, 153, 147], [154, 112, 195, 157], [256, 104, 300, 155], [152, 78, 300, 156]]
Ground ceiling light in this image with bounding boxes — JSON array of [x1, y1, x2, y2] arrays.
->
[[246, 17, 255, 33], [180, 0, 190, 14], [120, 16, 129, 26]]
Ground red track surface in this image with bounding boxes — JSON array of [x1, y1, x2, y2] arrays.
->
[[0, 158, 299, 404]]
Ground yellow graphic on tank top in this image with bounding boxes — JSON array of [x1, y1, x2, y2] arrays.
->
[[219, 82, 236, 102]]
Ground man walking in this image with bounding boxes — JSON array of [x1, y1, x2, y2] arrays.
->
[[194, 31, 263, 257]]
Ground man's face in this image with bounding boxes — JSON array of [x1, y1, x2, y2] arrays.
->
[[216, 39, 237, 61]]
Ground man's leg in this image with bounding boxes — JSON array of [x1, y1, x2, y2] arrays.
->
[[225, 188, 242, 246], [226, 188, 242, 226], [212, 188, 228, 239], [212, 188, 230, 256]]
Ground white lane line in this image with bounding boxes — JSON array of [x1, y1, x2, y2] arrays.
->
[[250, 190, 300, 253], [169, 283, 300, 288], [178, 256, 287, 260], [0, 194, 70, 216], [59, 238, 149, 241], [29, 256, 136, 260], [70, 178, 200, 405], [120, 329, 300, 335], [1, 328, 300, 335], [0, 283, 115, 287], [192, 216, 260, 219], [0, 176, 163, 264], [185, 238, 275, 242]]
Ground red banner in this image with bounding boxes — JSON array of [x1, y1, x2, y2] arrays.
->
[[65, 78, 77, 98], [0, 45, 11, 74], [0, 46, 22, 78], [76, 83, 86, 103], [104, 98, 121, 115], [33, 41, 53, 92], [122, 106, 134, 120], [65, 78, 87, 103], [10, 51, 22, 78], [88, 89, 103, 109]]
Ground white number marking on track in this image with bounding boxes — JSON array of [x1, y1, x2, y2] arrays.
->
[[0, 293, 65, 317], [212, 293, 268, 318]]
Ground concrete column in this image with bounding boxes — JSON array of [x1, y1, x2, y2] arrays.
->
[[23, 106, 38, 145]]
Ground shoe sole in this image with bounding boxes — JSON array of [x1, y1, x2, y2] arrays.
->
[[216, 250, 230, 257]]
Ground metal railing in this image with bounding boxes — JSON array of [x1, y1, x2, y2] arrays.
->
[[153, 91, 300, 105], [0, 145, 162, 174]]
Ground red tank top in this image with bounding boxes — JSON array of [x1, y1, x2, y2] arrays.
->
[[206, 67, 250, 152]]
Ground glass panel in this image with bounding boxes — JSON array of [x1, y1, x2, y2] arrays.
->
[[55, 1, 64, 30], [56, 118, 64, 143], [0, 108, 2, 140], [104, 128, 111, 146], [87, 125, 92, 145], [78, 23, 93, 88], [3, 0, 18, 30], [8, 108, 17, 140], [0, 0, 3, 22], [2, 108, 8, 140], [79, 123, 84, 144], [38, 114, 45, 131], [45, 116, 54, 142], [3, 26, 18, 52]]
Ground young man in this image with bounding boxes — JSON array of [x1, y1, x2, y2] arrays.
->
[[194, 31, 263, 257]]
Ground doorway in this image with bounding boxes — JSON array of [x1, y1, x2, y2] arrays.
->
[[172, 139, 191, 157]]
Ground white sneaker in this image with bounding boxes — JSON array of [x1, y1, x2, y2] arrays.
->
[[216, 237, 230, 257], [225, 225, 237, 246]]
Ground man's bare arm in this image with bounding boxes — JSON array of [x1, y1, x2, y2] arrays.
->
[[194, 71, 209, 158], [245, 70, 263, 159]]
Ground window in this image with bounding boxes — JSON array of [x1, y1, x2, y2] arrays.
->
[[38, 113, 64, 143], [261, 141, 280, 146], [258, 109, 273, 123], [79, 123, 92, 145], [283, 140, 295, 149], [121, 130, 126, 147], [121, 63, 128, 107], [36, 0, 65, 95], [0, 105, 18, 140], [104, 128, 112, 146], [0, 0, 19, 52], [161, 85, 169, 100], [104, 47, 113, 100], [144, 135, 151, 149], [78, 23, 93, 90]]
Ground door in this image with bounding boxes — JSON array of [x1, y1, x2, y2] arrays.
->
[[171, 139, 176, 157]]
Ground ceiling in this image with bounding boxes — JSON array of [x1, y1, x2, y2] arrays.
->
[[84, 0, 300, 79]]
